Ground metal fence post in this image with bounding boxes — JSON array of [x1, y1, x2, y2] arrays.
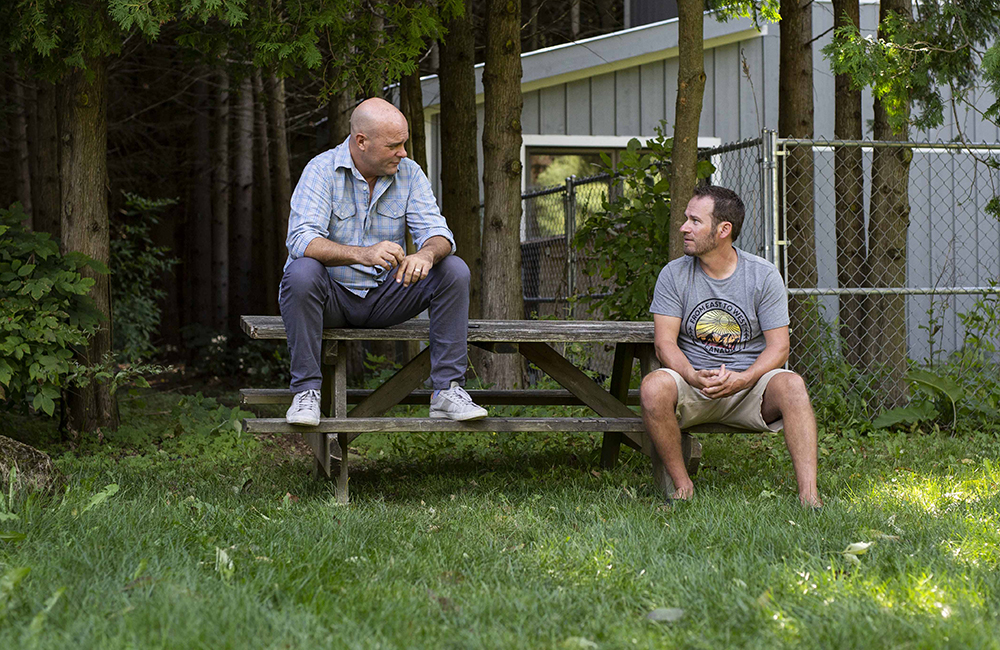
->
[[564, 175, 577, 319], [760, 129, 779, 267]]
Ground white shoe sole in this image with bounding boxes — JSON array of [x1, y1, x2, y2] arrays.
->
[[430, 410, 488, 422], [286, 414, 320, 426]]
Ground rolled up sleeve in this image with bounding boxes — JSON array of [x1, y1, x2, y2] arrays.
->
[[286, 158, 334, 259], [405, 165, 456, 254]]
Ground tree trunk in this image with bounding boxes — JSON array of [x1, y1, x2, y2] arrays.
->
[[9, 60, 33, 225], [212, 63, 231, 332], [400, 69, 427, 172], [33, 81, 61, 241], [868, 0, 912, 408], [440, 6, 482, 319], [59, 57, 119, 433], [230, 74, 254, 331], [253, 70, 278, 314], [190, 73, 214, 326], [832, 0, 866, 369], [328, 88, 353, 149], [266, 73, 292, 287], [481, 0, 524, 388], [778, 0, 819, 375], [668, 0, 706, 262]]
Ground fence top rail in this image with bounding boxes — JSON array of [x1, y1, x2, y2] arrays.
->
[[777, 138, 1000, 152], [699, 137, 763, 157], [788, 287, 1000, 296]]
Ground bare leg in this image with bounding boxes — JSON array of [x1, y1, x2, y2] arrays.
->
[[761, 372, 822, 507], [640, 371, 694, 499]]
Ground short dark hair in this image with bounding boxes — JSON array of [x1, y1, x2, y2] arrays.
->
[[692, 184, 745, 242]]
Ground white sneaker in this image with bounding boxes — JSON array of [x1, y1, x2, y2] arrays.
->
[[286, 389, 321, 426], [430, 381, 488, 421]]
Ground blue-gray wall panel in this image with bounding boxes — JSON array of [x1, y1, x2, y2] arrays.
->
[[539, 85, 567, 135], [640, 61, 665, 135], [566, 79, 591, 135], [714, 42, 741, 142], [739, 37, 764, 139], [616, 67, 641, 135], [591, 72, 616, 135], [700, 49, 715, 137], [763, 32, 780, 132], [522, 90, 541, 135]]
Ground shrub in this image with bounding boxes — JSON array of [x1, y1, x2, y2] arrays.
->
[[0, 204, 105, 415], [572, 123, 714, 321]]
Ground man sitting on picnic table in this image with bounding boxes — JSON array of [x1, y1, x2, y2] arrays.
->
[[640, 185, 822, 507], [279, 97, 487, 426]]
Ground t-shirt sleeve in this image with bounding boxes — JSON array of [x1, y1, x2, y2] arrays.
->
[[650, 264, 683, 317], [757, 264, 790, 330]]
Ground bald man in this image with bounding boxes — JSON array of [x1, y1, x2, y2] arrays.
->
[[280, 98, 487, 426]]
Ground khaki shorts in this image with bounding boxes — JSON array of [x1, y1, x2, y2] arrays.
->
[[655, 367, 792, 432]]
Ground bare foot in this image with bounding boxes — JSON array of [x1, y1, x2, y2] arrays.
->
[[671, 479, 695, 501], [799, 492, 823, 508]]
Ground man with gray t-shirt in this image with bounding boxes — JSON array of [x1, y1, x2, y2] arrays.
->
[[640, 185, 822, 507]]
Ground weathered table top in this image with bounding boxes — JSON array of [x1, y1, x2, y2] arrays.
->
[[241, 316, 654, 343]]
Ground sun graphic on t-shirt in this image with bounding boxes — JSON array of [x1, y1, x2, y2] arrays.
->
[[695, 309, 742, 348]]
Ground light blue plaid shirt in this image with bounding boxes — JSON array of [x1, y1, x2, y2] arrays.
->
[[285, 137, 456, 297]]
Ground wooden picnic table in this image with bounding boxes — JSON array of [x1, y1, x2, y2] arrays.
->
[[240, 316, 709, 503]]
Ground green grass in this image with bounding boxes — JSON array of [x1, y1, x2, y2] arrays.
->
[[2, 389, 1000, 649]]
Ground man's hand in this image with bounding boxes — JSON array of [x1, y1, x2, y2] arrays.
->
[[395, 251, 435, 287], [695, 364, 753, 399], [359, 241, 405, 272]]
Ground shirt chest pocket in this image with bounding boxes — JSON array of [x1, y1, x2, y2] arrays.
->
[[329, 199, 358, 243], [375, 198, 407, 220], [372, 199, 407, 242]]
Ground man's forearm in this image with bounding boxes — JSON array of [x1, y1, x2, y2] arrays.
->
[[303, 237, 365, 267], [740, 344, 788, 384], [657, 341, 698, 383], [417, 235, 452, 264]]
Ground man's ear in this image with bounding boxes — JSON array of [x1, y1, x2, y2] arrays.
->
[[717, 221, 732, 240], [354, 132, 367, 151]]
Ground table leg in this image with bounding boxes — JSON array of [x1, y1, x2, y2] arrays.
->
[[317, 340, 350, 502], [600, 342, 635, 469]]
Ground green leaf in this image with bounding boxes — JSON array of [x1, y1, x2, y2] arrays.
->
[[873, 402, 938, 429], [907, 368, 964, 403], [80, 484, 120, 515], [0, 531, 26, 543]]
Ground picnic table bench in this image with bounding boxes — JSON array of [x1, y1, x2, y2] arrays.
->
[[240, 316, 721, 503]]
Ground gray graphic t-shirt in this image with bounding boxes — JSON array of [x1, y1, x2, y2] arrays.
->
[[649, 248, 788, 372]]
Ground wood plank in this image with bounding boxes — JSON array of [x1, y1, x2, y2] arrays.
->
[[348, 348, 431, 418], [242, 417, 648, 434], [242, 316, 654, 343], [241, 388, 643, 407]]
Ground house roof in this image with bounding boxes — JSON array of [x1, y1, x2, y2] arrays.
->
[[420, 13, 768, 114]]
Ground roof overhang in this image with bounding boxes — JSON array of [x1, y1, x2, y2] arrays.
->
[[420, 13, 768, 115]]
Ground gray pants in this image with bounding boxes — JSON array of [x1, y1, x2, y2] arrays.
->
[[279, 256, 471, 393]]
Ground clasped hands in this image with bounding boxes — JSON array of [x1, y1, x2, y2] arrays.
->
[[686, 364, 751, 399], [360, 240, 433, 287]]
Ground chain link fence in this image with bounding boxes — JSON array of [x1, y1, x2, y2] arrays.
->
[[519, 133, 1000, 407], [776, 136, 1000, 410]]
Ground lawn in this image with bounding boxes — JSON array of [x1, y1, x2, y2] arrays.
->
[[1, 387, 999, 649]]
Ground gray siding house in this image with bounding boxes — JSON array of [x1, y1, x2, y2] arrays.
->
[[413, 3, 999, 364]]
